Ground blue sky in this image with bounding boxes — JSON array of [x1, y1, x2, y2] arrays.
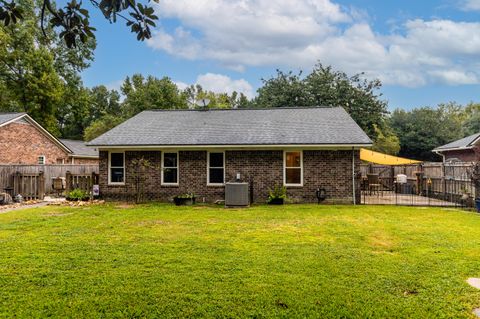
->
[[82, 0, 480, 110]]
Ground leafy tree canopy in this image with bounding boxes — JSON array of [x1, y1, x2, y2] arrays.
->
[[389, 103, 466, 161], [254, 63, 389, 138], [0, 0, 158, 48], [0, 0, 95, 135]]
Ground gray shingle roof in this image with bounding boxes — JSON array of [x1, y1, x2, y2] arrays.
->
[[60, 139, 99, 157], [0, 112, 25, 126], [433, 132, 480, 151], [88, 107, 372, 147]]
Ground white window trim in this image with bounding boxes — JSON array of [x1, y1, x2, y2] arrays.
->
[[283, 150, 303, 187], [161, 151, 179, 186], [38, 155, 46, 165], [108, 151, 125, 185], [207, 151, 225, 186]]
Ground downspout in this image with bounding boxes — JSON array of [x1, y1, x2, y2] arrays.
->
[[434, 151, 445, 164], [352, 147, 356, 205]]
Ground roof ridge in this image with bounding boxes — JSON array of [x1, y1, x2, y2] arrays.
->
[[142, 106, 341, 112]]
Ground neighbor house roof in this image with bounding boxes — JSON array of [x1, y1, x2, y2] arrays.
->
[[433, 132, 480, 152], [88, 107, 372, 148], [0, 112, 26, 127], [60, 139, 99, 158]]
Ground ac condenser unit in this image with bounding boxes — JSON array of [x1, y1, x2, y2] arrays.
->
[[225, 182, 249, 207]]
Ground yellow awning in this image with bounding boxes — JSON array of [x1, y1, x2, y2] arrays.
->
[[360, 148, 421, 165]]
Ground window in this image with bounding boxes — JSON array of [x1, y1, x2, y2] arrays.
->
[[109, 152, 125, 184], [284, 151, 303, 186], [38, 155, 46, 165], [208, 152, 225, 185], [162, 152, 178, 185]]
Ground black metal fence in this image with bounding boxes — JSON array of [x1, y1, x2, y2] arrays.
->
[[360, 163, 477, 208]]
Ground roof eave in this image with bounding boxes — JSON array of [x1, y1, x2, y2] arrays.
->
[[433, 146, 475, 153], [88, 143, 373, 149]]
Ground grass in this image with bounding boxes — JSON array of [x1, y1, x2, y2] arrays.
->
[[0, 204, 480, 318]]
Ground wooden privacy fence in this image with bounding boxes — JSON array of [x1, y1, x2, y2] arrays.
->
[[12, 172, 45, 200], [0, 165, 98, 195], [65, 171, 99, 195]]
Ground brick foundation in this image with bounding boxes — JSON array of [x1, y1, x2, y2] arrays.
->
[[99, 149, 361, 204]]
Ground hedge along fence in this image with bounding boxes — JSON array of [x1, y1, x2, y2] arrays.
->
[[0, 165, 98, 195]]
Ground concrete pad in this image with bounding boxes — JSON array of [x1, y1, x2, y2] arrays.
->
[[467, 278, 480, 289]]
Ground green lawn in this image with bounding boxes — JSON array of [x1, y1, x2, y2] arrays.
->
[[1, 204, 480, 318]]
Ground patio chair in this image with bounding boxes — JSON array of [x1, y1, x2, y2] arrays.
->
[[367, 173, 382, 196]]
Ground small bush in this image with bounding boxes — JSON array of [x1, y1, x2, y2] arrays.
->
[[267, 185, 287, 203], [174, 193, 195, 199], [68, 188, 89, 201]]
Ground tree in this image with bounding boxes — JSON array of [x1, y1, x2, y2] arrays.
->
[[389, 105, 465, 161], [255, 70, 309, 108], [87, 85, 122, 121], [0, 0, 158, 48], [463, 103, 480, 136], [0, 0, 95, 135], [84, 114, 124, 141], [371, 124, 400, 156], [182, 84, 251, 109], [254, 64, 389, 138], [121, 74, 188, 117]]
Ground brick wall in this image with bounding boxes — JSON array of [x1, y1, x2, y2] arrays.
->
[[99, 149, 360, 204], [72, 157, 99, 165], [442, 149, 478, 162], [0, 121, 70, 164]]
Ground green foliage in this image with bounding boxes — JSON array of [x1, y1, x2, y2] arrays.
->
[[83, 114, 124, 141], [0, 0, 157, 48], [267, 185, 287, 202], [121, 74, 188, 117], [463, 103, 480, 136], [67, 188, 89, 200], [174, 193, 195, 199], [389, 103, 465, 161], [182, 84, 251, 109], [371, 124, 401, 156], [254, 63, 389, 137], [0, 0, 95, 136], [1, 204, 480, 317]]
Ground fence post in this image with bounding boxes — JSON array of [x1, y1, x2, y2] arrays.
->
[[13, 171, 20, 196], [65, 171, 71, 195], [38, 171, 45, 200], [415, 171, 424, 195]]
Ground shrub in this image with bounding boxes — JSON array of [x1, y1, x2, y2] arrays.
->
[[174, 193, 195, 199], [68, 188, 89, 201], [267, 185, 287, 203]]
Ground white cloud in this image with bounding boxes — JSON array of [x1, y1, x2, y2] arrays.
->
[[195, 73, 254, 98], [147, 0, 480, 87], [461, 0, 480, 11]]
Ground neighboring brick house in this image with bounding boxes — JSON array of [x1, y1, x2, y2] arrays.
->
[[433, 132, 480, 163], [88, 107, 372, 204], [0, 113, 99, 165]]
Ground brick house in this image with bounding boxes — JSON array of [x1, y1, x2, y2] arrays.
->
[[433, 132, 480, 163], [0, 113, 99, 165], [87, 107, 372, 203]]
